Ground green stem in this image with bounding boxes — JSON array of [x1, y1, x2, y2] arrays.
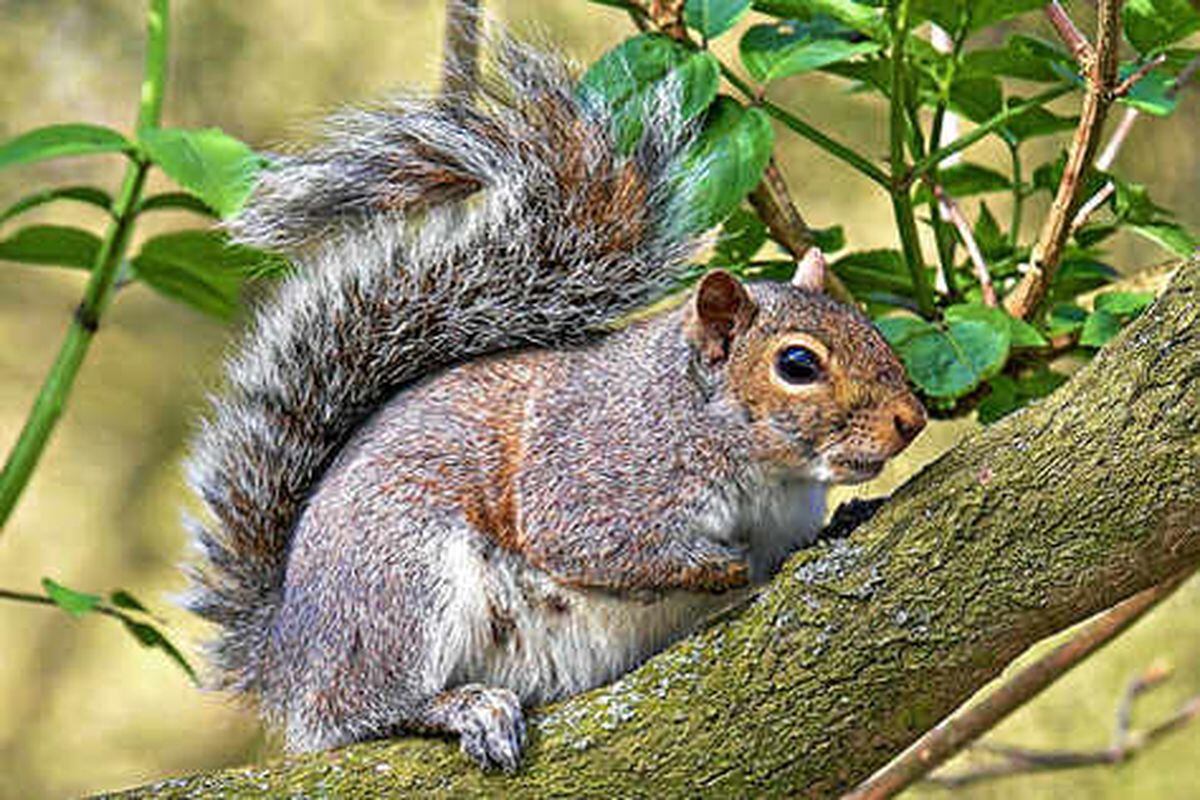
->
[[887, 0, 934, 317], [0, 588, 56, 607], [908, 84, 1075, 183], [0, 587, 120, 622], [0, 0, 168, 532], [1009, 141, 1023, 248], [926, 18, 970, 300], [927, 107, 958, 299], [720, 62, 890, 189]]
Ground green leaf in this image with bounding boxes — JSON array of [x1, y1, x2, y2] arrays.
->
[[0, 124, 132, 171], [1000, 101, 1079, 143], [1129, 222, 1198, 256], [677, 98, 774, 231], [117, 617, 198, 684], [135, 191, 219, 218], [833, 249, 914, 295], [812, 224, 846, 253], [972, 202, 1008, 261], [1124, 0, 1200, 54], [0, 186, 112, 225], [1074, 222, 1119, 248], [1079, 308, 1123, 347], [1114, 180, 1170, 225], [963, 36, 1075, 83], [712, 207, 768, 266], [685, 0, 752, 38], [109, 590, 150, 613], [948, 77, 1003, 124], [740, 19, 882, 83], [0, 225, 101, 270], [911, 0, 1046, 33], [979, 367, 1067, 423], [41, 578, 101, 618], [579, 35, 719, 153], [1045, 302, 1088, 337], [750, 0, 888, 41], [978, 375, 1019, 424], [132, 230, 291, 319], [878, 303, 1012, 399], [138, 127, 265, 218], [1118, 65, 1180, 116], [914, 163, 1009, 204], [1094, 290, 1156, 317], [1047, 257, 1119, 303], [1007, 314, 1048, 348]]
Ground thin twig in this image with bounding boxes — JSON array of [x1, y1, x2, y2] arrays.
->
[[1071, 52, 1200, 234], [927, 662, 1200, 789], [1070, 182, 1116, 233], [930, 183, 997, 305], [1114, 54, 1168, 97], [1004, 0, 1122, 320], [840, 570, 1194, 800], [907, 85, 1075, 183], [441, 0, 481, 98], [1045, 0, 1095, 68]]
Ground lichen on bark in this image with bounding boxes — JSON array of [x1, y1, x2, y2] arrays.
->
[[109, 259, 1200, 799]]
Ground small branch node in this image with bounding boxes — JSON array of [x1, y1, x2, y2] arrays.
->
[[1114, 54, 1169, 98], [1045, 1, 1095, 70]]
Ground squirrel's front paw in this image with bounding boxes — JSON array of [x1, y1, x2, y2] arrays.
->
[[447, 685, 527, 772], [679, 540, 750, 593]]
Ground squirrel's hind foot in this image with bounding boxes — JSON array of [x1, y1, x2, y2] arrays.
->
[[419, 684, 527, 772]]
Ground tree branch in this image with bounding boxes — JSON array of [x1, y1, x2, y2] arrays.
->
[[115, 258, 1200, 798], [1004, 0, 1123, 320], [926, 661, 1200, 788], [929, 182, 997, 306], [843, 571, 1192, 799], [1045, 1, 1095, 68]]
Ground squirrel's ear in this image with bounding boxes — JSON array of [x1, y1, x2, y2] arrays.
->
[[686, 270, 757, 363]]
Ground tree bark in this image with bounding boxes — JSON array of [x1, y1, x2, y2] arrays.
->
[[112, 259, 1200, 799]]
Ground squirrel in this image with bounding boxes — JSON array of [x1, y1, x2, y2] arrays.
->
[[182, 34, 926, 772]]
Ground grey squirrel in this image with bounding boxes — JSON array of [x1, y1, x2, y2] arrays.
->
[[183, 35, 926, 772]]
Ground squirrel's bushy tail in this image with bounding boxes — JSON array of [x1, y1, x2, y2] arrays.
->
[[184, 36, 702, 695]]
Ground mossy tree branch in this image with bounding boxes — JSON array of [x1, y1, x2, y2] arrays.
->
[[115, 259, 1200, 798]]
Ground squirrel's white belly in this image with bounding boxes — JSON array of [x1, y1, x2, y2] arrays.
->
[[438, 480, 825, 705], [440, 536, 741, 705]]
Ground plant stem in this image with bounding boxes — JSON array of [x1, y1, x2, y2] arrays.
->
[[1008, 141, 1023, 248], [0, 0, 168, 532], [1004, 0, 1122, 320], [908, 84, 1075, 183], [926, 19, 969, 299], [720, 62, 890, 189], [886, 0, 934, 316], [842, 571, 1193, 799]]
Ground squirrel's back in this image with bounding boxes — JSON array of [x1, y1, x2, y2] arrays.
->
[[183, 36, 704, 696]]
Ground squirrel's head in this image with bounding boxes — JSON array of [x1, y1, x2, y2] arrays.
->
[[683, 264, 926, 484]]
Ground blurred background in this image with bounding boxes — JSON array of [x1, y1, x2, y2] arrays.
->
[[0, 1, 1197, 797]]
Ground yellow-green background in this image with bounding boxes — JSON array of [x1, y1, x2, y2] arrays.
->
[[1, 2, 1197, 797]]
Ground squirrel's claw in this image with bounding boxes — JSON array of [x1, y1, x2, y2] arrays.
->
[[449, 686, 527, 773]]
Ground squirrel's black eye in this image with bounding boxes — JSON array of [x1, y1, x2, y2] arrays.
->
[[776, 345, 822, 385]]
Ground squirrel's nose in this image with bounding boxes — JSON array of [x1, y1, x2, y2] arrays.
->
[[892, 399, 926, 445]]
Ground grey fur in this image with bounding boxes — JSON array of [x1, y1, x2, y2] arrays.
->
[[185, 37, 699, 717], [183, 34, 926, 772]]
